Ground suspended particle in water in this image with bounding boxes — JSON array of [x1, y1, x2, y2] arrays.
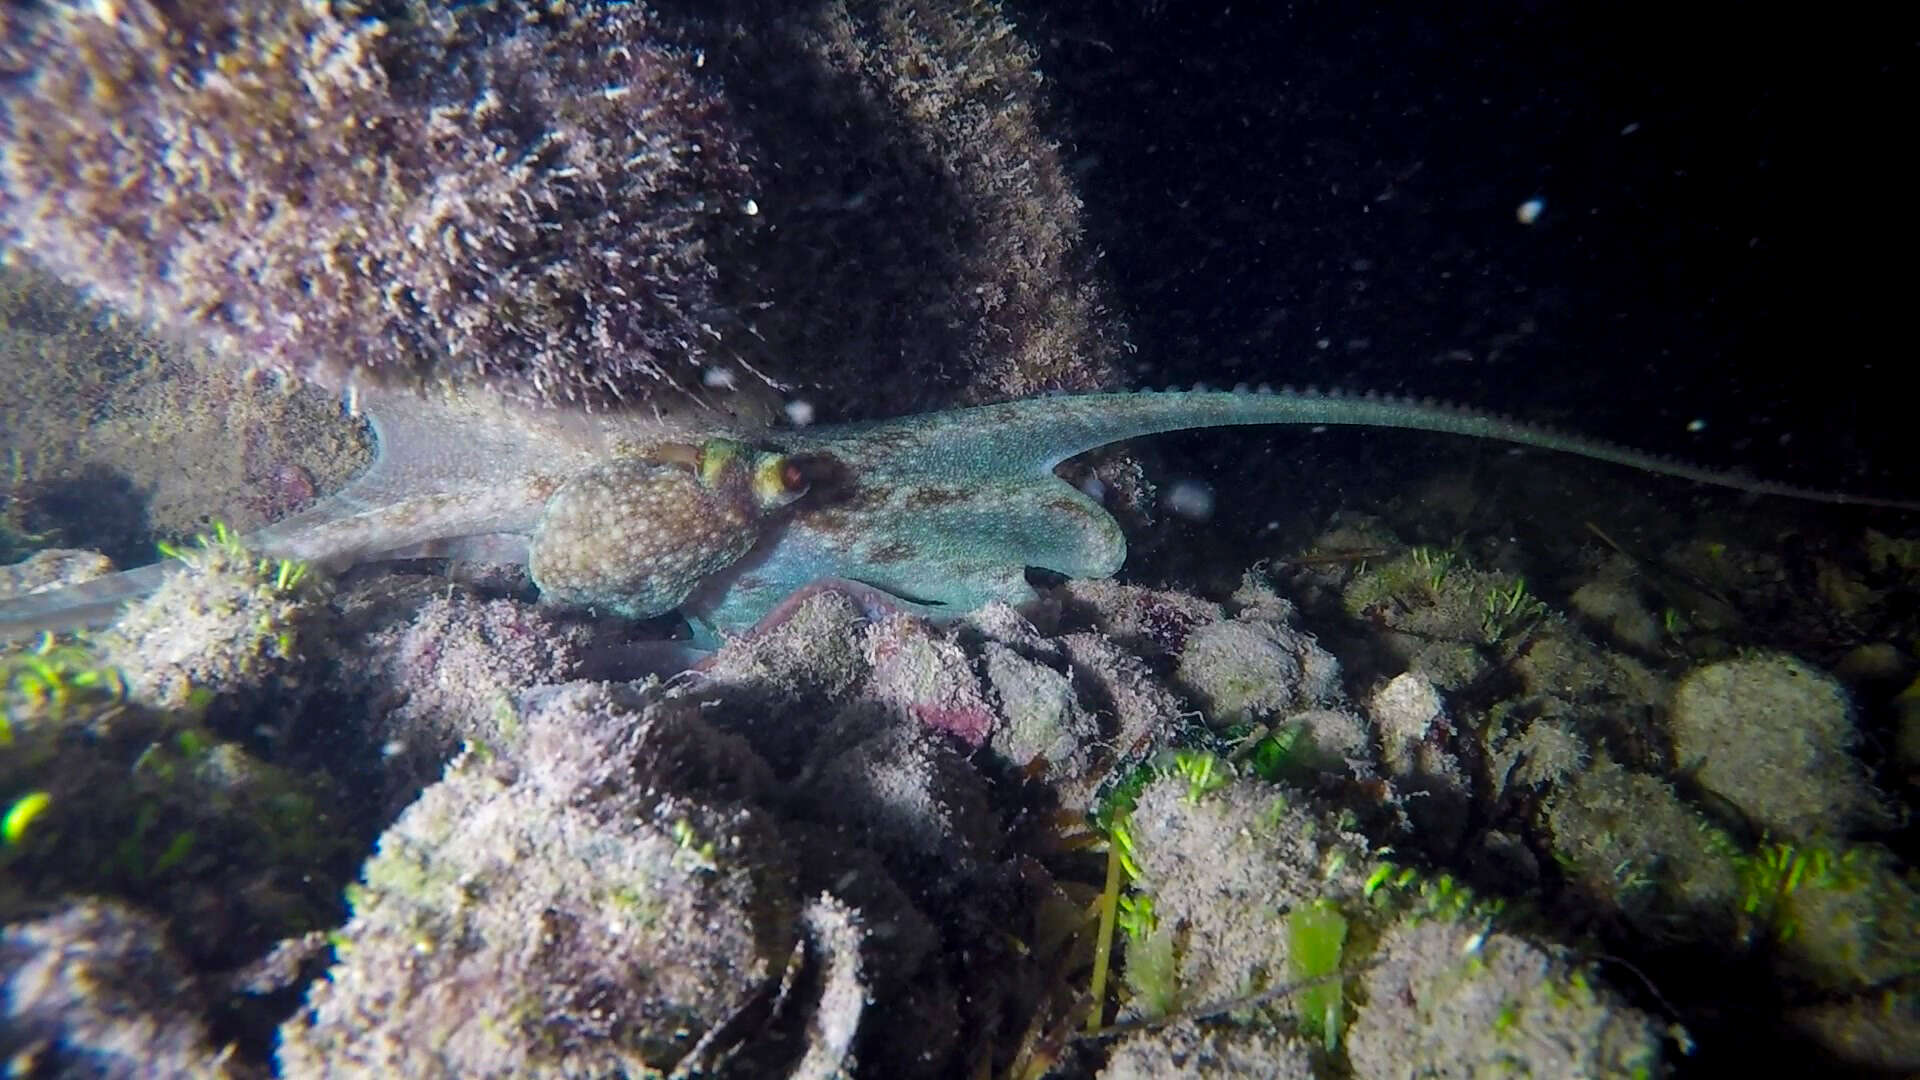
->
[[1165, 478, 1216, 522]]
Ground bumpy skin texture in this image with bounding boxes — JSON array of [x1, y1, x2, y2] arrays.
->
[[681, 387, 1920, 636], [4, 386, 1909, 646], [529, 440, 806, 617]]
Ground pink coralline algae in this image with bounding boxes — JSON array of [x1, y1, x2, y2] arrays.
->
[[0, 1, 754, 409], [865, 613, 1000, 747], [0, 1, 1126, 416], [907, 701, 998, 747]]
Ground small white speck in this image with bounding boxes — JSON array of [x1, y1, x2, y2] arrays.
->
[[742, 197, 759, 217], [1165, 478, 1215, 522], [1686, 418, 1707, 433], [1516, 197, 1545, 225], [702, 365, 737, 389], [785, 399, 816, 426], [1620, 121, 1641, 136]]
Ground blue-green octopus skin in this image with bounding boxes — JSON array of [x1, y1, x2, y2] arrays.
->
[[0, 386, 1914, 645]]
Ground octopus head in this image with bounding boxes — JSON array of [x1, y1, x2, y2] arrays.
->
[[692, 437, 810, 511], [529, 438, 811, 619]]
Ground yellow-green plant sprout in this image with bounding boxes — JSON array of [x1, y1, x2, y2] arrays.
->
[[159, 520, 317, 595], [1170, 749, 1230, 803], [1734, 840, 1864, 943], [1409, 544, 1458, 590], [1115, 891, 1157, 942], [1481, 577, 1548, 641], [3, 789, 52, 845], [1365, 860, 1509, 924], [1107, 814, 1143, 882], [1086, 824, 1126, 1033], [1287, 899, 1349, 1051], [2, 633, 125, 719], [1085, 761, 1162, 1031], [1246, 723, 1303, 782], [669, 818, 718, 874], [155, 519, 255, 568], [266, 556, 309, 592], [150, 828, 197, 876], [1662, 606, 1686, 637], [1364, 861, 1396, 897]]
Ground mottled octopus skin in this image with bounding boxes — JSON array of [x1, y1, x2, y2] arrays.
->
[[529, 441, 806, 617], [530, 457, 757, 617], [1, 387, 1914, 645], [675, 389, 1920, 641]]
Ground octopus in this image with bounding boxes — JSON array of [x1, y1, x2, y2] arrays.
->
[[2, 385, 1915, 650]]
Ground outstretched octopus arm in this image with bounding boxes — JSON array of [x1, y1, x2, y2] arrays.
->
[[6, 386, 1917, 646]]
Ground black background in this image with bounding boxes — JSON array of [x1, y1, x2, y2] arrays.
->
[[1016, 2, 1912, 497]]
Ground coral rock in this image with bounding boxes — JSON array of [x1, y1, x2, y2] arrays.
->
[[1, 0, 754, 411], [1, 900, 244, 1079], [1670, 653, 1885, 839]]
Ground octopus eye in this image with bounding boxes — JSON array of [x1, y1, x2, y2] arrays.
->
[[752, 452, 810, 509]]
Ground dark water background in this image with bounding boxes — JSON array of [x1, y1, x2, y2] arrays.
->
[[1017, 2, 1912, 498]]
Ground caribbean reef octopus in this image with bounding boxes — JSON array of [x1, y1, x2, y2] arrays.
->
[[2, 385, 1914, 650]]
